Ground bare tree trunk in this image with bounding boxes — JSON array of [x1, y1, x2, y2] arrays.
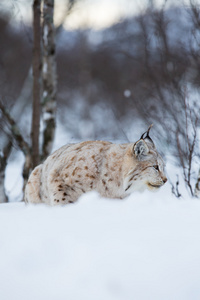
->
[[0, 0, 62, 202], [0, 0, 60, 202], [0, 141, 12, 202], [32, 0, 42, 168], [195, 169, 200, 198], [41, 0, 57, 160]]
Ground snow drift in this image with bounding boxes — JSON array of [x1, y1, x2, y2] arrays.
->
[[0, 185, 200, 300]]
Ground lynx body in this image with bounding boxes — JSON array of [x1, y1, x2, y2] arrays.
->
[[25, 129, 167, 205]]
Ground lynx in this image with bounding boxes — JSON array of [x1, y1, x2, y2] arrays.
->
[[25, 126, 167, 205]]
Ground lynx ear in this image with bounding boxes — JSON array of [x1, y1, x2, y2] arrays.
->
[[133, 139, 149, 160], [140, 124, 155, 148]]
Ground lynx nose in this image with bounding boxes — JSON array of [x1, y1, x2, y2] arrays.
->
[[163, 177, 167, 184]]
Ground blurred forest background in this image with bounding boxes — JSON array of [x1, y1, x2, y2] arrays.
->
[[0, 0, 200, 202]]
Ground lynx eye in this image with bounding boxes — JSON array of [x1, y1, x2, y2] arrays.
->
[[153, 165, 159, 171]]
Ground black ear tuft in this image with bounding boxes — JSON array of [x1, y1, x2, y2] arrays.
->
[[133, 139, 149, 160], [140, 124, 155, 147]]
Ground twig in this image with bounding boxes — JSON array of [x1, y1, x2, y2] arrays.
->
[[0, 101, 30, 155], [170, 174, 181, 198]]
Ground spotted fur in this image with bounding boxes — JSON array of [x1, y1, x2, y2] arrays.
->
[[25, 134, 167, 205]]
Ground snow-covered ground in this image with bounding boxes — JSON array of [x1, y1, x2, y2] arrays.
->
[[1, 182, 200, 300]]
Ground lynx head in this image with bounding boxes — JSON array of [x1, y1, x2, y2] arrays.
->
[[124, 125, 167, 194]]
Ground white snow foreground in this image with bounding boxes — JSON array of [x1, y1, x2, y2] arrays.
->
[[0, 190, 200, 300]]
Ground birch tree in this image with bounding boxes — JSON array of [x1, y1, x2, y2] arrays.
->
[[42, 0, 57, 160], [32, 0, 42, 169], [0, 0, 57, 201]]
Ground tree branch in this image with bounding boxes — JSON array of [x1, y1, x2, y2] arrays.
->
[[0, 101, 30, 155]]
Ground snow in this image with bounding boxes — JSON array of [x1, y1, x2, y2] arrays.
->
[[1, 184, 200, 300], [124, 89, 131, 98]]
